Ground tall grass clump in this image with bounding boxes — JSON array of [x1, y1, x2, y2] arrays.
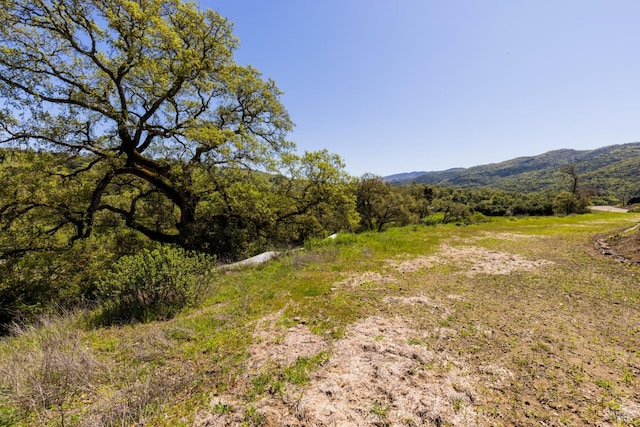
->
[[95, 246, 214, 324], [0, 316, 106, 426]]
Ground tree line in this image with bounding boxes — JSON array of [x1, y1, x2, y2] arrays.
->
[[0, 149, 593, 332], [0, 0, 599, 331]]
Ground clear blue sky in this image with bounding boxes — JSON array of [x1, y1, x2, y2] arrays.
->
[[205, 1, 640, 177]]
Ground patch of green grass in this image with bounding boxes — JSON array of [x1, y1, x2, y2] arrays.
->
[[595, 379, 614, 390], [0, 404, 17, 427], [569, 364, 585, 385], [370, 400, 390, 422], [247, 351, 330, 401], [249, 371, 283, 398], [242, 404, 264, 426], [291, 279, 331, 298], [212, 401, 233, 414], [284, 351, 330, 385]]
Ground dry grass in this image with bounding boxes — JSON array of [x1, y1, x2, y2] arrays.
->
[[0, 316, 196, 427], [0, 316, 107, 426]]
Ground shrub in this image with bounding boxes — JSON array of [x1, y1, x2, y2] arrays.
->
[[470, 212, 490, 224], [95, 246, 214, 324], [422, 215, 443, 226], [0, 233, 153, 335], [552, 191, 589, 216]]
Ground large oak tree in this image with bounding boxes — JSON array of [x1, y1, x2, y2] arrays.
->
[[0, 0, 355, 257]]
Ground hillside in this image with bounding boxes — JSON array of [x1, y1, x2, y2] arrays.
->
[[2, 213, 640, 426], [385, 142, 640, 201]]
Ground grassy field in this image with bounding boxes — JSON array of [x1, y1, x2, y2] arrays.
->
[[1, 212, 640, 426]]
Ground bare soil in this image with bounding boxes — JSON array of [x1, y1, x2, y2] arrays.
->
[[197, 315, 485, 426], [601, 226, 640, 264]]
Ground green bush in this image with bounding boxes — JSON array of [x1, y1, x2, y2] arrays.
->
[[95, 246, 214, 324], [470, 212, 490, 224], [422, 214, 443, 226], [552, 191, 589, 216]]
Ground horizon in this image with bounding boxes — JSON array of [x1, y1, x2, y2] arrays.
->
[[383, 140, 640, 177], [209, 1, 640, 177]]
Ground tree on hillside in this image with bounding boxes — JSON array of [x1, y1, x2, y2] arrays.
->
[[561, 164, 579, 194], [0, 0, 354, 257]]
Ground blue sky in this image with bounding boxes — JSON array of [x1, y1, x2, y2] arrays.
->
[[206, 1, 640, 177]]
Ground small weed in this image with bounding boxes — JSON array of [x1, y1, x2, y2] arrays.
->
[[468, 345, 482, 354], [451, 382, 465, 393], [605, 399, 621, 411], [595, 379, 613, 390], [370, 400, 389, 422], [212, 401, 234, 414], [439, 361, 454, 373], [268, 378, 285, 395], [250, 372, 275, 398], [249, 371, 284, 400], [284, 351, 330, 386], [512, 357, 530, 368], [439, 315, 455, 327], [242, 405, 264, 426], [569, 364, 585, 384], [530, 340, 551, 353]]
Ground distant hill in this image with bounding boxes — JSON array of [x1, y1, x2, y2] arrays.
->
[[384, 169, 463, 183], [385, 142, 640, 201]]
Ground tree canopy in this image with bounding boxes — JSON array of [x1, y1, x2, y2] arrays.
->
[[0, 0, 355, 257]]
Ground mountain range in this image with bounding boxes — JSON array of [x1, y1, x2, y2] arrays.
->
[[384, 142, 640, 201]]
